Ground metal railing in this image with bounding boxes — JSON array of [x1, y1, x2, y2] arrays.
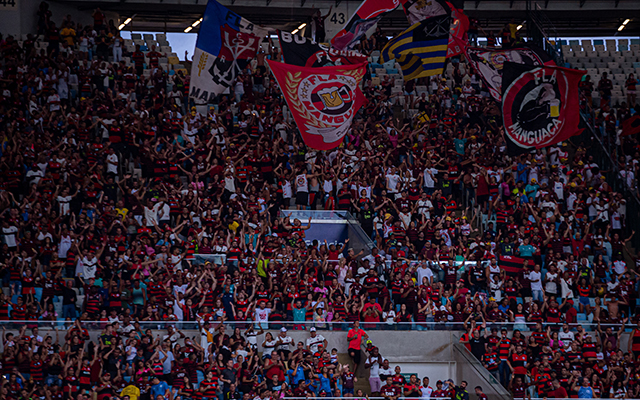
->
[[453, 342, 512, 400], [576, 109, 640, 250], [2, 320, 628, 332]]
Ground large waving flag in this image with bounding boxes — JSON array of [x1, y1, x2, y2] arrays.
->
[[266, 60, 367, 150], [331, 0, 400, 51], [446, 3, 469, 57], [464, 43, 553, 101], [278, 31, 367, 67], [502, 63, 585, 155], [189, 0, 269, 103], [400, 0, 449, 25], [380, 14, 450, 81]]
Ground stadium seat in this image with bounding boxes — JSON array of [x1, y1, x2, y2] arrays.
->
[[131, 33, 142, 40]]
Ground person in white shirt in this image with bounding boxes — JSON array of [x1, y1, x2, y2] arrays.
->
[[106, 148, 119, 177], [529, 264, 543, 302], [253, 301, 271, 329], [275, 327, 294, 359], [420, 376, 434, 399], [80, 246, 104, 279], [144, 199, 163, 227], [386, 167, 401, 198], [365, 347, 384, 394], [416, 263, 434, 286], [2, 221, 19, 250], [305, 327, 327, 353], [558, 324, 575, 350]]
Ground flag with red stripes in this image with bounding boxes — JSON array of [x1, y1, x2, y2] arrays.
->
[[499, 255, 526, 276]]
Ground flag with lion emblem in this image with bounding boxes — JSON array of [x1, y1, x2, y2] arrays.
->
[[267, 60, 367, 150], [189, 0, 269, 104]]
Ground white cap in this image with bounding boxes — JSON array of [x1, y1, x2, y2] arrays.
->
[[310, 327, 317, 332]]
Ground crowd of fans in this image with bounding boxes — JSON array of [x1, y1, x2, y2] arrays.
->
[[1, 1, 640, 399]]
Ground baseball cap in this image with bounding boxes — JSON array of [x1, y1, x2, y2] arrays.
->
[[310, 327, 317, 332], [280, 327, 287, 332]]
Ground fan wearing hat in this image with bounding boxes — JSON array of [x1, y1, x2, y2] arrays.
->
[[306, 327, 327, 354]]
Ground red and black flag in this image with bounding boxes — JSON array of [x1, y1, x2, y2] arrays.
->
[[277, 31, 367, 67], [621, 115, 640, 137], [502, 63, 585, 155], [463, 44, 554, 101], [499, 255, 526, 277]]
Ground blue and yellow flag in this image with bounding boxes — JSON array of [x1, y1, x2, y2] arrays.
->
[[380, 14, 450, 81]]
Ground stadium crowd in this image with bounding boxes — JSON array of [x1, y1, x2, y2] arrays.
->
[[0, 2, 640, 399]]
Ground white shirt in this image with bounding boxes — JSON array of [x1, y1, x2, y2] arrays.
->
[[417, 199, 433, 218], [423, 168, 437, 188], [306, 334, 326, 353], [275, 335, 293, 351], [416, 265, 434, 286], [545, 272, 558, 294], [254, 307, 271, 322], [296, 174, 308, 192], [420, 386, 434, 399], [386, 174, 400, 193], [559, 331, 575, 348], [144, 203, 162, 226], [2, 226, 18, 247], [158, 203, 171, 222], [82, 256, 98, 279], [613, 260, 626, 275], [529, 270, 543, 291], [57, 195, 72, 215], [106, 153, 118, 174]]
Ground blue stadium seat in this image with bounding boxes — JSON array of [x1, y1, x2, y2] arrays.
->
[[619, 45, 628, 51], [594, 39, 604, 45], [577, 313, 587, 321], [383, 60, 395, 69], [631, 39, 640, 45]]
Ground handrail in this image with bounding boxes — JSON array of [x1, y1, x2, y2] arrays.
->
[[5, 320, 629, 330], [452, 343, 512, 400]]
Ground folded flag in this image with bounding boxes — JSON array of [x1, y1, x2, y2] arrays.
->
[[189, 0, 269, 103]]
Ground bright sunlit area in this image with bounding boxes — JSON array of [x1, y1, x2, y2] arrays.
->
[[120, 31, 198, 61]]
